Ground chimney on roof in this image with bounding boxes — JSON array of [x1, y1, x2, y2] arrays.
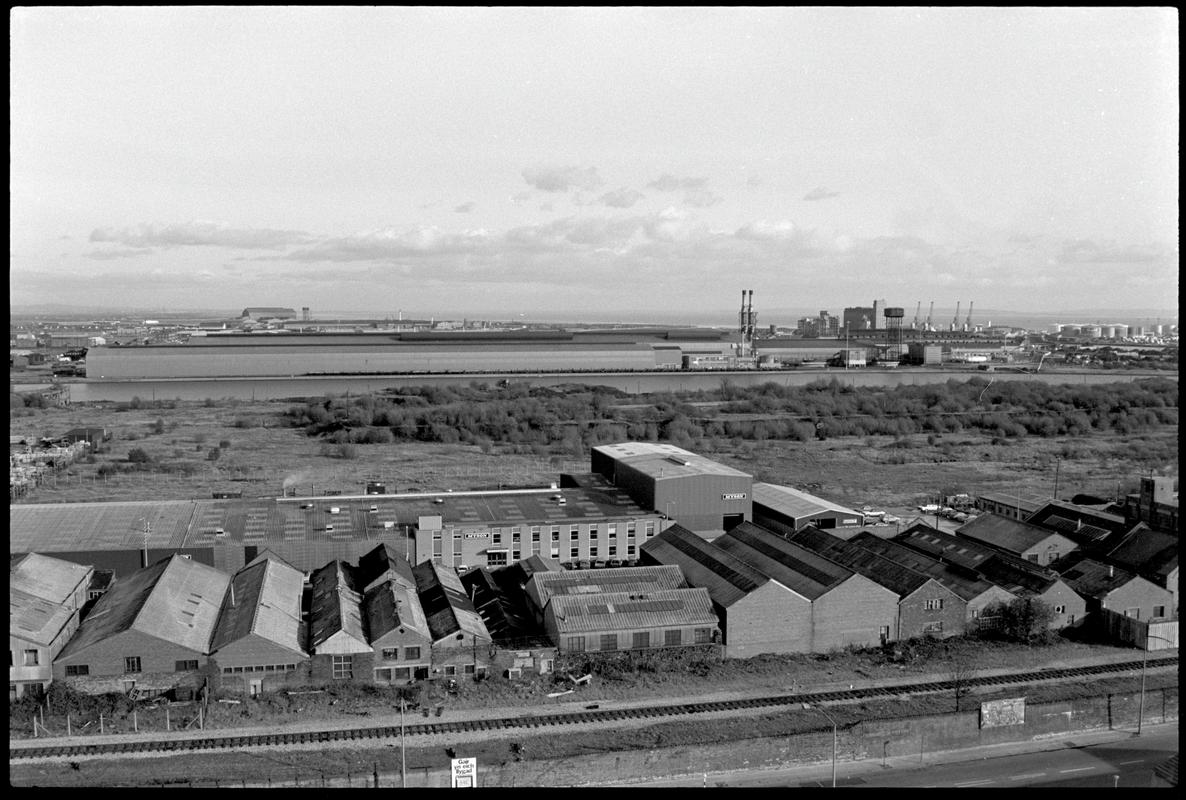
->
[[1108, 564, 1114, 578]]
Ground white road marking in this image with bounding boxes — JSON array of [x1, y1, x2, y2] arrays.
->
[[954, 779, 995, 786], [1010, 773, 1046, 781], [1059, 767, 1095, 774]]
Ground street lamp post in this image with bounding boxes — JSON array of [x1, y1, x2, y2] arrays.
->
[[804, 703, 838, 787], [1136, 633, 1175, 735], [399, 699, 407, 787]]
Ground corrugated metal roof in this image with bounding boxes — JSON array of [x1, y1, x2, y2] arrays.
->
[[593, 442, 751, 479], [526, 564, 686, 611], [10, 588, 76, 646], [356, 543, 417, 592], [788, 527, 931, 596], [547, 587, 717, 634], [753, 483, 863, 521], [59, 555, 229, 659], [864, 530, 1008, 601], [1053, 552, 1143, 599], [1105, 527, 1178, 578], [956, 513, 1071, 555], [210, 557, 305, 655], [712, 522, 850, 600], [10, 552, 92, 606], [639, 525, 768, 607]]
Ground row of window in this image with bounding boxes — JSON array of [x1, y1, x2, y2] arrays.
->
[[221, 664, 299, 674], [63, 657, 199, 676], [566, 628, 714, 651], [380, 646, 422, 661]]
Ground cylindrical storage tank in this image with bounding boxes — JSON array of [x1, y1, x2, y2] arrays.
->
[[1063, 325, 1080, 336], [1113, 325, 1129, 338], [1100, 325, 1115, 339], [1154, 324, 1165, 336], [1131, 326, 1145, 336], [1049, 324, 1065, 334], [1081, 325, 1101, 339]]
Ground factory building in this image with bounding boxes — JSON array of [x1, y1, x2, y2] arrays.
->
[[785, 527, 967, 639], [1051, 552, 1174, 623], [711, 522, 898, 651], [54, 554, 229, 695], [590, 443, 752, 537], [639, 525, 837, 658], [1123, 476, 1179, 533], [974, 492, 1046, 521], [752, 483, 866, 533], [543, 588, 718, 654], [954, 514, 1080, 567], [10, 554, 94, 699]]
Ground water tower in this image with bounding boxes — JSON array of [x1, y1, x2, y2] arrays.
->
[[883, 307, 905, 362]]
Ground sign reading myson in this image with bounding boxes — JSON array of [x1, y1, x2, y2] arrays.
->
[[722, 492, 747, 500]]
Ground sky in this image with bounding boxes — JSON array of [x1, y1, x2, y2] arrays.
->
[[9, 7, 1180, 323]]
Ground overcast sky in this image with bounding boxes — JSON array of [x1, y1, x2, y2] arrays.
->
[[9, 7, 1179, 321]]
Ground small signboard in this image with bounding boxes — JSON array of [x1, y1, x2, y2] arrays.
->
[[980, 697, 1026, 728], [451, 757, 477, 788]]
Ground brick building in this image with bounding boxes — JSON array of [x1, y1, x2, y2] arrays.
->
[[955, 513, 1079, 567]]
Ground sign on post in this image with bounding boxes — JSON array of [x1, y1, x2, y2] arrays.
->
[[451, 757, 477, 788]]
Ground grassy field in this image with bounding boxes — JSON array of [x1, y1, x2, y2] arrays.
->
[[10, 395, 1177, 511]]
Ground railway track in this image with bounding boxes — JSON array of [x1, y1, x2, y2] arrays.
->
[[11, 656, 1177, 761]]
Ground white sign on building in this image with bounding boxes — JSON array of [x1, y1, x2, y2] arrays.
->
[[450, 757, 477, 788]]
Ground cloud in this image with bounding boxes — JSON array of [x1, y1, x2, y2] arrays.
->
[[599, 188, 645, 209], [684, 189, 723, 208], [803, 186, 840, 201], [648, 174, 708, 192], [746, 174, 763, 187], [1057, 240, 1165, 264], [521, 165, 603, 193], [453, 201, 476, 213], [89, 221, 310, 250]]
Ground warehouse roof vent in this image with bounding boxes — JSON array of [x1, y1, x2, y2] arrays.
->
[[665, 456, 692, 467]]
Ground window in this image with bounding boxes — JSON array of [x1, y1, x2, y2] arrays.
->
[[124, 656, 142, 674], [923, 621, 943, 634], [332, 655, 353, 679], [607, 523, 617, 538], [382, 648, 399, 660], [175, 659, 198, 672], [570, 546, 580, 559], [632, 631, 650, 649], [608, 546, 617, 557], [491, 529, 502, 545], [1053, 605, 1066, 615], [65, 665, 89, 677], [453, 550, 463, 566], [512, 527, 521, 542], [589, 546, 598, 558], [511, 548, 520, 561], [463, 663, 476, 675], [627, 545, 636, 557], [924, 599, 944, 611], [1124, 608, 1141, 619], [432, 538, 442, 558], [627, 521, 636, 537], [394, 667, 411, 681], [486, 550, 507, 567], [569, 525, 579, 541], [599, 634, 618, 651], [694, 628, 713, 644], [971, 608, 979, 618], [551, 527, 560, 542], [1026, 554, 1039, 563], [1153, 606, 1166, 618], [664, 629, 682, 646], [531, 526, 541, 542], [567, 636, 586, 652], [23, 650, 39, 667], [645, 521, 655, 538], [405, 646, 421, 661], [443, 665, 457, 676], [551, 547, 560, 558]]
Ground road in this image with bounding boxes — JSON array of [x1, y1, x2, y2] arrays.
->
[[621, 725, 1177, 788]]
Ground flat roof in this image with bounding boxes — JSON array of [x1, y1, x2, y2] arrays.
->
[[593, 443, 751, 480]]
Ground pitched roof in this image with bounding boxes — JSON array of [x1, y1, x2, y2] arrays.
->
[[526, 564, 686, 611], [10, 553, 93, 647], [1052, 551, 1147, 600], [753, 483, 864, 521], [308, 560, 367, 649], [460, 567, 535, 639], [356, 543, 416, 592], [1103, 527, 1179, 580], [956, 513, 1074, 555], [712, 522, 852, 600], [787, 527, 932, 596], [870, 528, 1059, 595], [411, 560, 490, 643], [1026, 500, 1131, 543], [362, 577, 430, 642], [209, 556, 305, 656], [639, 525, 769, 607], [59, 555, 229, 658], [546, 588, 717, 634], [866, 530, 1012, 601]]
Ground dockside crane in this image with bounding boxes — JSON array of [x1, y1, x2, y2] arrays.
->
[[951, 301, 961, 332]]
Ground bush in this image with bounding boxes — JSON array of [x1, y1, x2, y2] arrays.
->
[[219, 440, 232, 450], [127, 447, 152, 464], [978, 597, 1058, 644]]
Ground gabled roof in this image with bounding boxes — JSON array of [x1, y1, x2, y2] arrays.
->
[[362, 577, 430, 642], [956, 513, 1076, 555], [866, 530, 1013, 602], [788, 527, 933, 597], [712, 522, 852, 600], [1026, 500, 1131, 543], [1052, 551, 1148, 600], [308, 560, 367, 649], [753, 483, 864, 521], [460, 567, 535, 639], [59, 555, 229, 658], [411, 560, 490, 643], [873, 527, 1059, 595], [356, 543, 416, 592], [525, 564, 686, 611], [546, 588, 717, 634], [209, 556, 305, 656], [11, 552, 92, 605], [1103, 526, 1179, 580], [639, 525, 770, 607]]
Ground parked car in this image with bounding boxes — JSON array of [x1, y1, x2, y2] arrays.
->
[[606, 559, 622, 568]]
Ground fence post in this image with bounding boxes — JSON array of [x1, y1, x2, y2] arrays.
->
[[133, 709, 138, 732], [67, 714, 71, 737], [100, 712, 104, 734], [166, 707, 170, 731]]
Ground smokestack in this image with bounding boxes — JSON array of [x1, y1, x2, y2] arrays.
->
[[952, 301, 961, 331], [926, 301, 934, 329], [965, 301, 974, 331], [873, 299, 880, 327]]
